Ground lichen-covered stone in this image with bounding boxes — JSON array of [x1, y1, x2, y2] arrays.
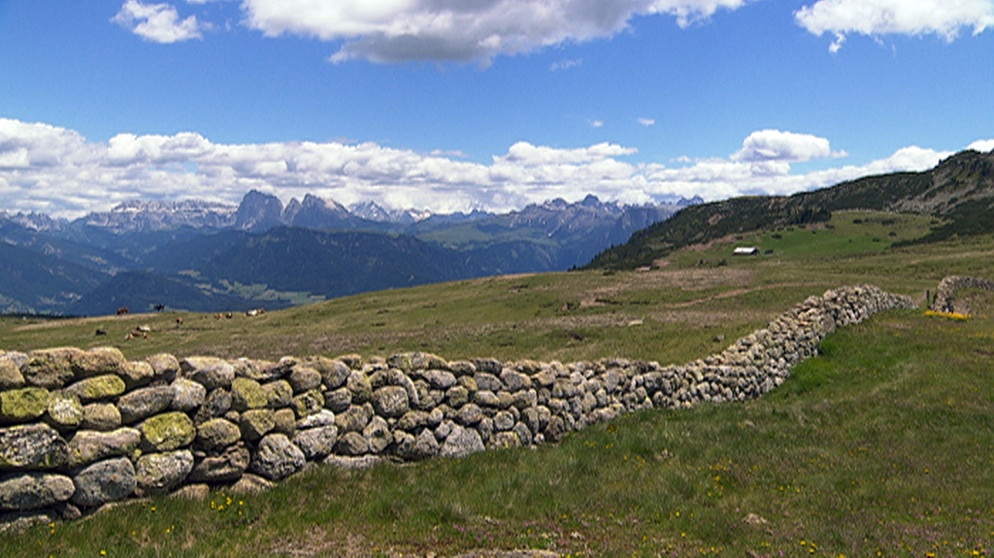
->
[[262, 379, 293, 408], [181, 357, 235, 390], [335, 404, 372, 433], [333, 431, 369, 456], [81, 403, 121, 431], [250, 433, 305, 481], [0, 424, 68, 471], [170, 378, 206, 412], [293, 390, 324, 418], [239, 409, 275, 441], [0, 387, 50, 423], [0, 473, 74, 511], [346, 371, 372, 403], [118, 385, 174, 424], [440, 424, 485, 458], [135, 450, 194, 495], [272, 408, 297, 436], [195, 418, 241, 453], [71, 457, 136, 508], [21, 348, 83, 389], [67, 428, 141, 469], [231, 377, 268, 411], [64, 375, 126, 403], [45, 392, 84, 430], [371, 385, 409, 418], [140, 412, 195, 452]]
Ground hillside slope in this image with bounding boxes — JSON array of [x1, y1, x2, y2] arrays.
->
[[588, 149, 994, 270]]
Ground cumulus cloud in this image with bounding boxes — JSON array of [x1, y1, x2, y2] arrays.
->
[[796, 0, 994, 51], [638, 117, 656, 127], [731, 129, 847, 162], [0, 118, 970, 218], [112, 0, 203, 43], [241, 0, 747, 64], [968, 139, 994, 152]]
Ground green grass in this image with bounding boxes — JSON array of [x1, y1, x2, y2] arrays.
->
[[5, 310, 992, 557], [2, 211, 994, 556]]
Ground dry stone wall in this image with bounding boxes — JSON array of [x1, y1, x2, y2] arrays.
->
[[930, 275, 994, 313], [0, 284, 916, 532]]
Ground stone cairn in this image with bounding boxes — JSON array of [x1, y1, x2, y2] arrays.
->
[[0, 284, 916, 532]]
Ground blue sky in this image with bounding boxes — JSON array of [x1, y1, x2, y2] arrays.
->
[[0, 0, 992, 217]]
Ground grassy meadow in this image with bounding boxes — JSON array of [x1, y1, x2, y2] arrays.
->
[[1, 210, 993, 557]]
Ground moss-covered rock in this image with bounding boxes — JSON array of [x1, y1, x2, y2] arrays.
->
[[65, 375, 126, 403], [195, 418, 241, 453], [231, 378, 268, 411], [239, 409, 275, 441], [0, 388, 50, 423], [262, 380, 293, 408], [140, 412, 195, 452]]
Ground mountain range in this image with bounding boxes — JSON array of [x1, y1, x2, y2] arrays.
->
[[0, 192, 696, 315]]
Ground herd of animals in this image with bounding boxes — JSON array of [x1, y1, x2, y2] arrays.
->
[[96, 305, 267, 340]]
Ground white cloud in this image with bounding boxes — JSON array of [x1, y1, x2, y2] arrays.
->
[[968, 139, 994, 152], [242, 0, 748, 64], [638, 117, 656, 127], [796, 0, 994, 51], [551, 58, 583, 72], [590, 120, 605, 128], [112, 0, 203, 43], [731, 129, 847, 162], [0, 118, 973, 219]]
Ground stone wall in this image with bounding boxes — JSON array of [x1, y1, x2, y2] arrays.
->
[[930, 275, 994, 313], [0, 284, 917, 532]]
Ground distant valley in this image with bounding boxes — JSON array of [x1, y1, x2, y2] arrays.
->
[[0, 191, 694, 315]]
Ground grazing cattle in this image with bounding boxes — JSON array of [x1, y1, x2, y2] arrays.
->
[[116, 307, 129, 316], [175, 316, 184, 326], [245, 308, 266, 317], [95, 329, 107, 336], [225, 312, 233, 319], [125, 325, 152, 340], [153, 304, 165, 312], [214, 313, 223, 320]]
